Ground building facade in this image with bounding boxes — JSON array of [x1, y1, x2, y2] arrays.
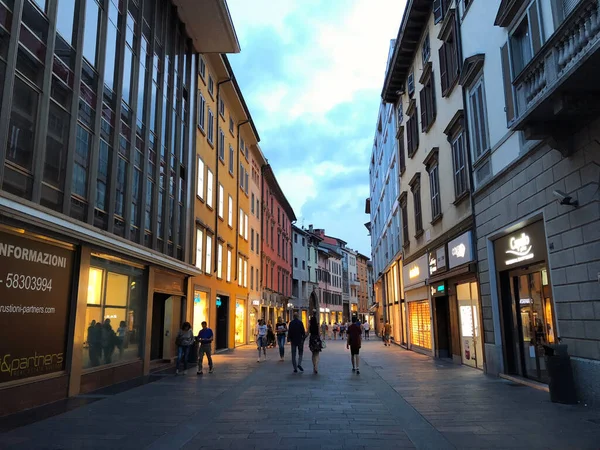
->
[[291, 224, 310, 326], [0, 0, 239, 415], [356, 252, 370, 321], [460, 0, 600, 403], [316, 246, 343, 325], [261, 164, 295, 324]]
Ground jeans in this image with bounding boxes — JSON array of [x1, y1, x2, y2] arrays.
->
[[176, 345, 190, 371], [291, 342, 304, 370], [277, 335, 286, 358], [198, 344, 213, 371]]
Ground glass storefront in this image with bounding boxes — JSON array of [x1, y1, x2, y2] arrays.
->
[[83, 256, 145, 369], [457, 282, 483, 369], [235, 300, 245, 345], [409, 300, 431, 350], [193, 290, 209, 336], [248, 306, 258, 343]]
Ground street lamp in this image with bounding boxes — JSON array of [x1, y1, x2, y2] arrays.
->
[[287, 302, 293, 321]]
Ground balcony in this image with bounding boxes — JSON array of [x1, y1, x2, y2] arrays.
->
[[511, 0, 600, 155]]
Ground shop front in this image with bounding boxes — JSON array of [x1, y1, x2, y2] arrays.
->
[[235, 297, 246, 346], [249, 299, 260, 343], [403, 255, 432, 355], [494, 221, 555, 384]]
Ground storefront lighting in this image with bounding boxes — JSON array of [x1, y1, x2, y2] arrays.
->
[[409, 266, 420, 279]]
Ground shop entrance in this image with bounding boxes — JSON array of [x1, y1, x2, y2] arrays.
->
[[150, 293, 182, 361], [433, 296, 452, 359], [508, 266, 555, 383], [216, 295, 229, 350], [457, 282, 483, 369], [235, 299, 245, 346]]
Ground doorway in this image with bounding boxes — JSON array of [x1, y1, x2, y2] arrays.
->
[[457, 282, 484, 369], [434, 296, 452, 359], [150, 293, 182, 361], [509, 266, 555, 383], [216, 295, 229, 350]]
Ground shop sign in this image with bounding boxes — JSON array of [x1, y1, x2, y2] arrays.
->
[[0, 231, 74, 383], [429, 246, 446, 276], [448, 231, 474, 269], [494, 221, 547, 272], [252, 300, 260, 306], [430, 282, 446, 298], [402, 254, 428, 288]]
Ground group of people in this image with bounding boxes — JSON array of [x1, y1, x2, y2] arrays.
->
[[174, 321, 215, 375], [320, 319, 371, 341], [87, 319, 128, 367]]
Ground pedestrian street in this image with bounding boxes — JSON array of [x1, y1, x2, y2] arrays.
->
[[2, 339, 600, 450]]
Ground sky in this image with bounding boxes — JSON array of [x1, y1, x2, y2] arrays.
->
[[227, 0, 407, 256]]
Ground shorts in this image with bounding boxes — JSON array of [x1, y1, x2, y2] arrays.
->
[[350, 346, 360, 355], [385, 334, 391, 341]]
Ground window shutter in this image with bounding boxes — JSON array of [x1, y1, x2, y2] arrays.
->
[[528, 0, 543, 53], [431, 77, 437, 121], [407, 121, 413, 155], [420, 90, 427, 131], [500, 43, 516, 124], [439, 45, 448, 94], [433, 0, 444, 24]]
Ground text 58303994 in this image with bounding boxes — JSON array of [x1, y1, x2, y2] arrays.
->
[[3, 273, 53, 292]]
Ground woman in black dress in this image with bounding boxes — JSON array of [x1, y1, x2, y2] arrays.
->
[[308, 315, 323, 374]]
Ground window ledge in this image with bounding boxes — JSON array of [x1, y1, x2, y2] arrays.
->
[[414, 230, 424, 239], [442, 77, 459, 98], [422, 117, 437, 134], [206, 205, 214, 211], [472, 149, 491, 169], [453, 191, 470, 206], [229, 129, 235, 137], [218, 216, 224, 222], [430, 214, 443, 226], [207, 140, 214, 149], [196, 195, 205, 203], [219, 157, 225, 165], [197, 125, 206, 136]]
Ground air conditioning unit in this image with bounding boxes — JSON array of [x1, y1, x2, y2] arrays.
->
[[407, 72, 415, 97]]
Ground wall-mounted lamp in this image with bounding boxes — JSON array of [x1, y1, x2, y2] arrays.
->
[[553, 190, 578, 207]]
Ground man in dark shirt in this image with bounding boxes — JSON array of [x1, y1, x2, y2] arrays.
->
[[197, 321, 214, 375], [275, 317, 288, 361], [287, 312, 306, 373], [347, 316, 362, 374]]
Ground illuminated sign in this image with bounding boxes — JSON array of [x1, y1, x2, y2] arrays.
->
[[448, 231, 474, 269], [216, 298, 222, 307], [505, 233, 534, 265], [452, 243, 466, 258], [409, 266, 420, 279], [429, 247, 446, 275], [430, 282, 446, 298], [252, 300, 260, 306]]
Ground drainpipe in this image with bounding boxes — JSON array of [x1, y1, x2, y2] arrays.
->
[[215, 77, 232, 272], [235, 120, 250, 282]]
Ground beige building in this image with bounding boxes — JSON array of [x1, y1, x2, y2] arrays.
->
[[381, 0, 482, 367]]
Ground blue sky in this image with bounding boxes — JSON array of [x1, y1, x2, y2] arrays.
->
[[227, 0, 407, 256]]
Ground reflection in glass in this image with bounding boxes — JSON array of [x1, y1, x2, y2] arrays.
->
[[115, 156, 127, 216], [82, 0, 99, 66], [6, 77, 38, 172], [55, 0, 75, 44], [43, 102, 69, 190], [96, 140, 110, 210], [122, 45, 133, 105], [72, 125, 90, 198], [104, 0, 118, 91]]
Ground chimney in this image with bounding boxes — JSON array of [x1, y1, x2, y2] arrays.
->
[[308, 224, 313, 232]]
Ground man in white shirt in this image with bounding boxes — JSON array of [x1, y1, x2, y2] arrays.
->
[[363, 320, 370, 340], [255, 319, 268, 362]]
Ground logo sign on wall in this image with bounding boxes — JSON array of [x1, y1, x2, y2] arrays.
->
[[429, 246, 446, 276], [448, 231, 474, 269], [0, 231, 74, 383], [402, 254, 428, 288], [494, 221, 547, 272]]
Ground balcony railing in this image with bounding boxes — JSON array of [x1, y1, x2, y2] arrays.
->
[[513, 0, 600, 153]]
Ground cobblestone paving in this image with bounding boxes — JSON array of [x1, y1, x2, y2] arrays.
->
[[2, 339, 600, 449]]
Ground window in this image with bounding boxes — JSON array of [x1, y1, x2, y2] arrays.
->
[[244, 214, 248, 240], [451, 133, 468, 198], [407, 72, 415, 97], [410, 176, 423, 236], [439, 17, 460, 96], [302, 237, 305, 246], [205, 235, 212, 274], [302, 261, 306, 270], [219, 98, 225, 117], [208, 75, 214, 97], [421, 33, 430, 66], [256, 233, 260, 253], [199, 56, 206, 80], [218, 129, 225, 161], [82, 0, 100, 67], [468, 77, 489, 160], [238, 257, 242, 286], [217, 243, 223, 279], [227, 249, 232, 282], [428, 164, 441, 221], [511, 15, 533, 76], [406, 104, 419, 157], [195, 229, 203, 270], [243, 260, 247, 288], [239, 208, 243, 235], [250, 266, 254, 290], [420, 72, 436, 132], [218, 184, 224, 218], [229, 116, 234, 134], [206, 169, 213, 208], [251, 228, 255, 251], [433, 0, 448, 23], [228, 195, 233, 227], [294, 257, 298, 268], [197, 92, 206, 131], [294, 233, 298, 244], [228, 145, 234, 173], [398, 129, 406, 173], [207, 109, 214, 144], [251, 193, 255, 214]]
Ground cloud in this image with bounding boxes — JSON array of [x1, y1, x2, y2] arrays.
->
[[227, 0, 407, 255]]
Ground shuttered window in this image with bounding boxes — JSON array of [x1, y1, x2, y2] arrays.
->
[[439, 18, 459, 96], [468, 77, 489, 160], [500, 43, 515, 124], [420, 73, 436, 132], [407, 107, 419, 157]]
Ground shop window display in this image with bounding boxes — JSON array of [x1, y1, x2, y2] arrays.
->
[[235, 301, 245, 345], [83, 256, 145, 369], [409, 300, 431, 350], [193, 290, 208, 335]]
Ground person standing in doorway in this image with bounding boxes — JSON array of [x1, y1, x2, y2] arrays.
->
[[383, 321, 392, 346], [175, 322, 194, 375], [363, 320, 370, 340], [196, 321, 214, 375], [287, 312, 306, 373], [275, 317, 288, 361], [255, 319, 268, 362], [308, 315, 323, 374], [347, 316, 362, 374]]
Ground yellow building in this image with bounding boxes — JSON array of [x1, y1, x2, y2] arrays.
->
[[192, 54, 258, 350]]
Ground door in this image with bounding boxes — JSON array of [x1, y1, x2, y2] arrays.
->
[[457, 282, 484, 369], [512, 268, 555, 382], [434, 296, 451, 359], [216, 295, 229, 350]]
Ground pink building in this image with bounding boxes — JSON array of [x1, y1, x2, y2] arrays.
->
[[317, 247, 343, 325]]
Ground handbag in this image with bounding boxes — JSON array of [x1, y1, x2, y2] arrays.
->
[[321, 339, 326, 350]]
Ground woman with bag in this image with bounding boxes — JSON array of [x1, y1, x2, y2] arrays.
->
[[308, 315, 324, 374], [175, 322, 194, 375]]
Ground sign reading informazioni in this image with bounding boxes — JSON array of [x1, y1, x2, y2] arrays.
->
[[0, 230, 74, 383]]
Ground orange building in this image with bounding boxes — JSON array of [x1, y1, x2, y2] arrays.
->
[[191, 54, 258, 350]]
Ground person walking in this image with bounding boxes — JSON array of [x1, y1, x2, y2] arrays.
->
[[308, 315, 323, 374], [320, 321, 328, 340], [287, 312, 306, 373], [347, 316, 362, 374], [363, 320, 370, 340], [332, 322, 338, 340], [275, 317, 288, 361], [383, 321, 392, 346], [175, 322, 194, 375], [196, 321, 214, 375], [255, 319, 268, 362]]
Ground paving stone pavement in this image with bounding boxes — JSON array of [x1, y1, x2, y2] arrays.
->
[[2, 339, 600, 450]]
